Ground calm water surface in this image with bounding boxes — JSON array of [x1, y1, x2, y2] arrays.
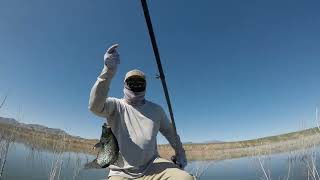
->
[[1, 142, 317, 180]]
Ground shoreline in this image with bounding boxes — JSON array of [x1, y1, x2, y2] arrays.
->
[[1, 122, 320, 161]]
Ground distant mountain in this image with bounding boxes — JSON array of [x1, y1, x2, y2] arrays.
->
[[0, 117, 68, 135], [203, 140, 224, 144], [0, 117, 19, 125], [183, 141, 193, 144]]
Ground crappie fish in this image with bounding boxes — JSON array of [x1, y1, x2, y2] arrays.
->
[[84, 123, 119, 169]]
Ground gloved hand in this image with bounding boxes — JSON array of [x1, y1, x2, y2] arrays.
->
[[171, 149, 188, 169], [104, 44, 120, 69], [99, 44, 120, 80]]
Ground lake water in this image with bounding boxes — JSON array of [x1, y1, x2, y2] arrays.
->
[[0, 142, 317, 180]]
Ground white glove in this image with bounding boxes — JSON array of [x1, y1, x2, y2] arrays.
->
[[171, 149, 188, 169], [104, 44, 120, 69], [99, 44, 120, 80]]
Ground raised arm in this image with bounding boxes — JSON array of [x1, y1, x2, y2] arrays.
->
[[88, 44, 120, 118], [159, 108, 187, 169]]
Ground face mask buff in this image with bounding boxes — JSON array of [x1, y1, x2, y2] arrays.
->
[[123, 87, 145, 106], [123, 69, 147, 106]]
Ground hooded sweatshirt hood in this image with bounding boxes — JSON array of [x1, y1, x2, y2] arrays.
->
[[123, 69, 146, 106]]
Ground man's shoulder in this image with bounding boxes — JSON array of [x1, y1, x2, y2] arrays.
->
[[106, 97, 121, 103], [145, 100, 165, 112], [106, 97, 125, 107]]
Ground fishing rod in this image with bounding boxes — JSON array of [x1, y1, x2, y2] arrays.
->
[[140, 0, 178, 136]]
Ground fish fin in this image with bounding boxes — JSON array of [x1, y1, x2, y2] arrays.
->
[[93, 142, 103, 149], [83, 159, 103, 169], [101, 163, 110, 169]]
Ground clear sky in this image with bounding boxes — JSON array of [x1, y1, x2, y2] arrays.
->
[[0, 0, 320, 143]]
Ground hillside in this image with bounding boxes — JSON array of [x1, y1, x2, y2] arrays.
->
[[1, 116, 320, 161], [0, 117, 68, 135]]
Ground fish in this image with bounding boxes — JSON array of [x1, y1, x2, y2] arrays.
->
[[84, 123, 119, 169]]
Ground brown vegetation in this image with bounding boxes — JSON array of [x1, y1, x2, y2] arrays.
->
[[1, 122, 320, 161]]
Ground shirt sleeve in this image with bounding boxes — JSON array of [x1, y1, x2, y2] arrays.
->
[[159, 107, 185, 155], [88, 66, 118, 118]]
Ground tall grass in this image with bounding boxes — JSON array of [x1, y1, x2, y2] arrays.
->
[[71, 154, 83, 180], [0, 131, 15, 180], [187, 161, 214, 179], [0, 94, 14, 180], [48, 152, 63, 180], [255, 107, 320, 180], [48, 133, 66, 180], [0, 94, 7, 110], [46, 134, 85, 180]]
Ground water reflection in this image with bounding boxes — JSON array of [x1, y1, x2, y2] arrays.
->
[[1, 139, 320, 179]]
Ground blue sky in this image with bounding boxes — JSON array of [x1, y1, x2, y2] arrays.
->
[[0, 0, 319, 143]]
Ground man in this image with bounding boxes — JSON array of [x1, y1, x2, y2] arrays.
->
[[88, 44, 194, 180]]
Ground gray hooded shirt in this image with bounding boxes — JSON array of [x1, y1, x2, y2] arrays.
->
[[88, 67, 184, 178]]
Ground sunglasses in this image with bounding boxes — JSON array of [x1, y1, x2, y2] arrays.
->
[[125, 77, 146, 91], [125, 77, 145, 84]]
